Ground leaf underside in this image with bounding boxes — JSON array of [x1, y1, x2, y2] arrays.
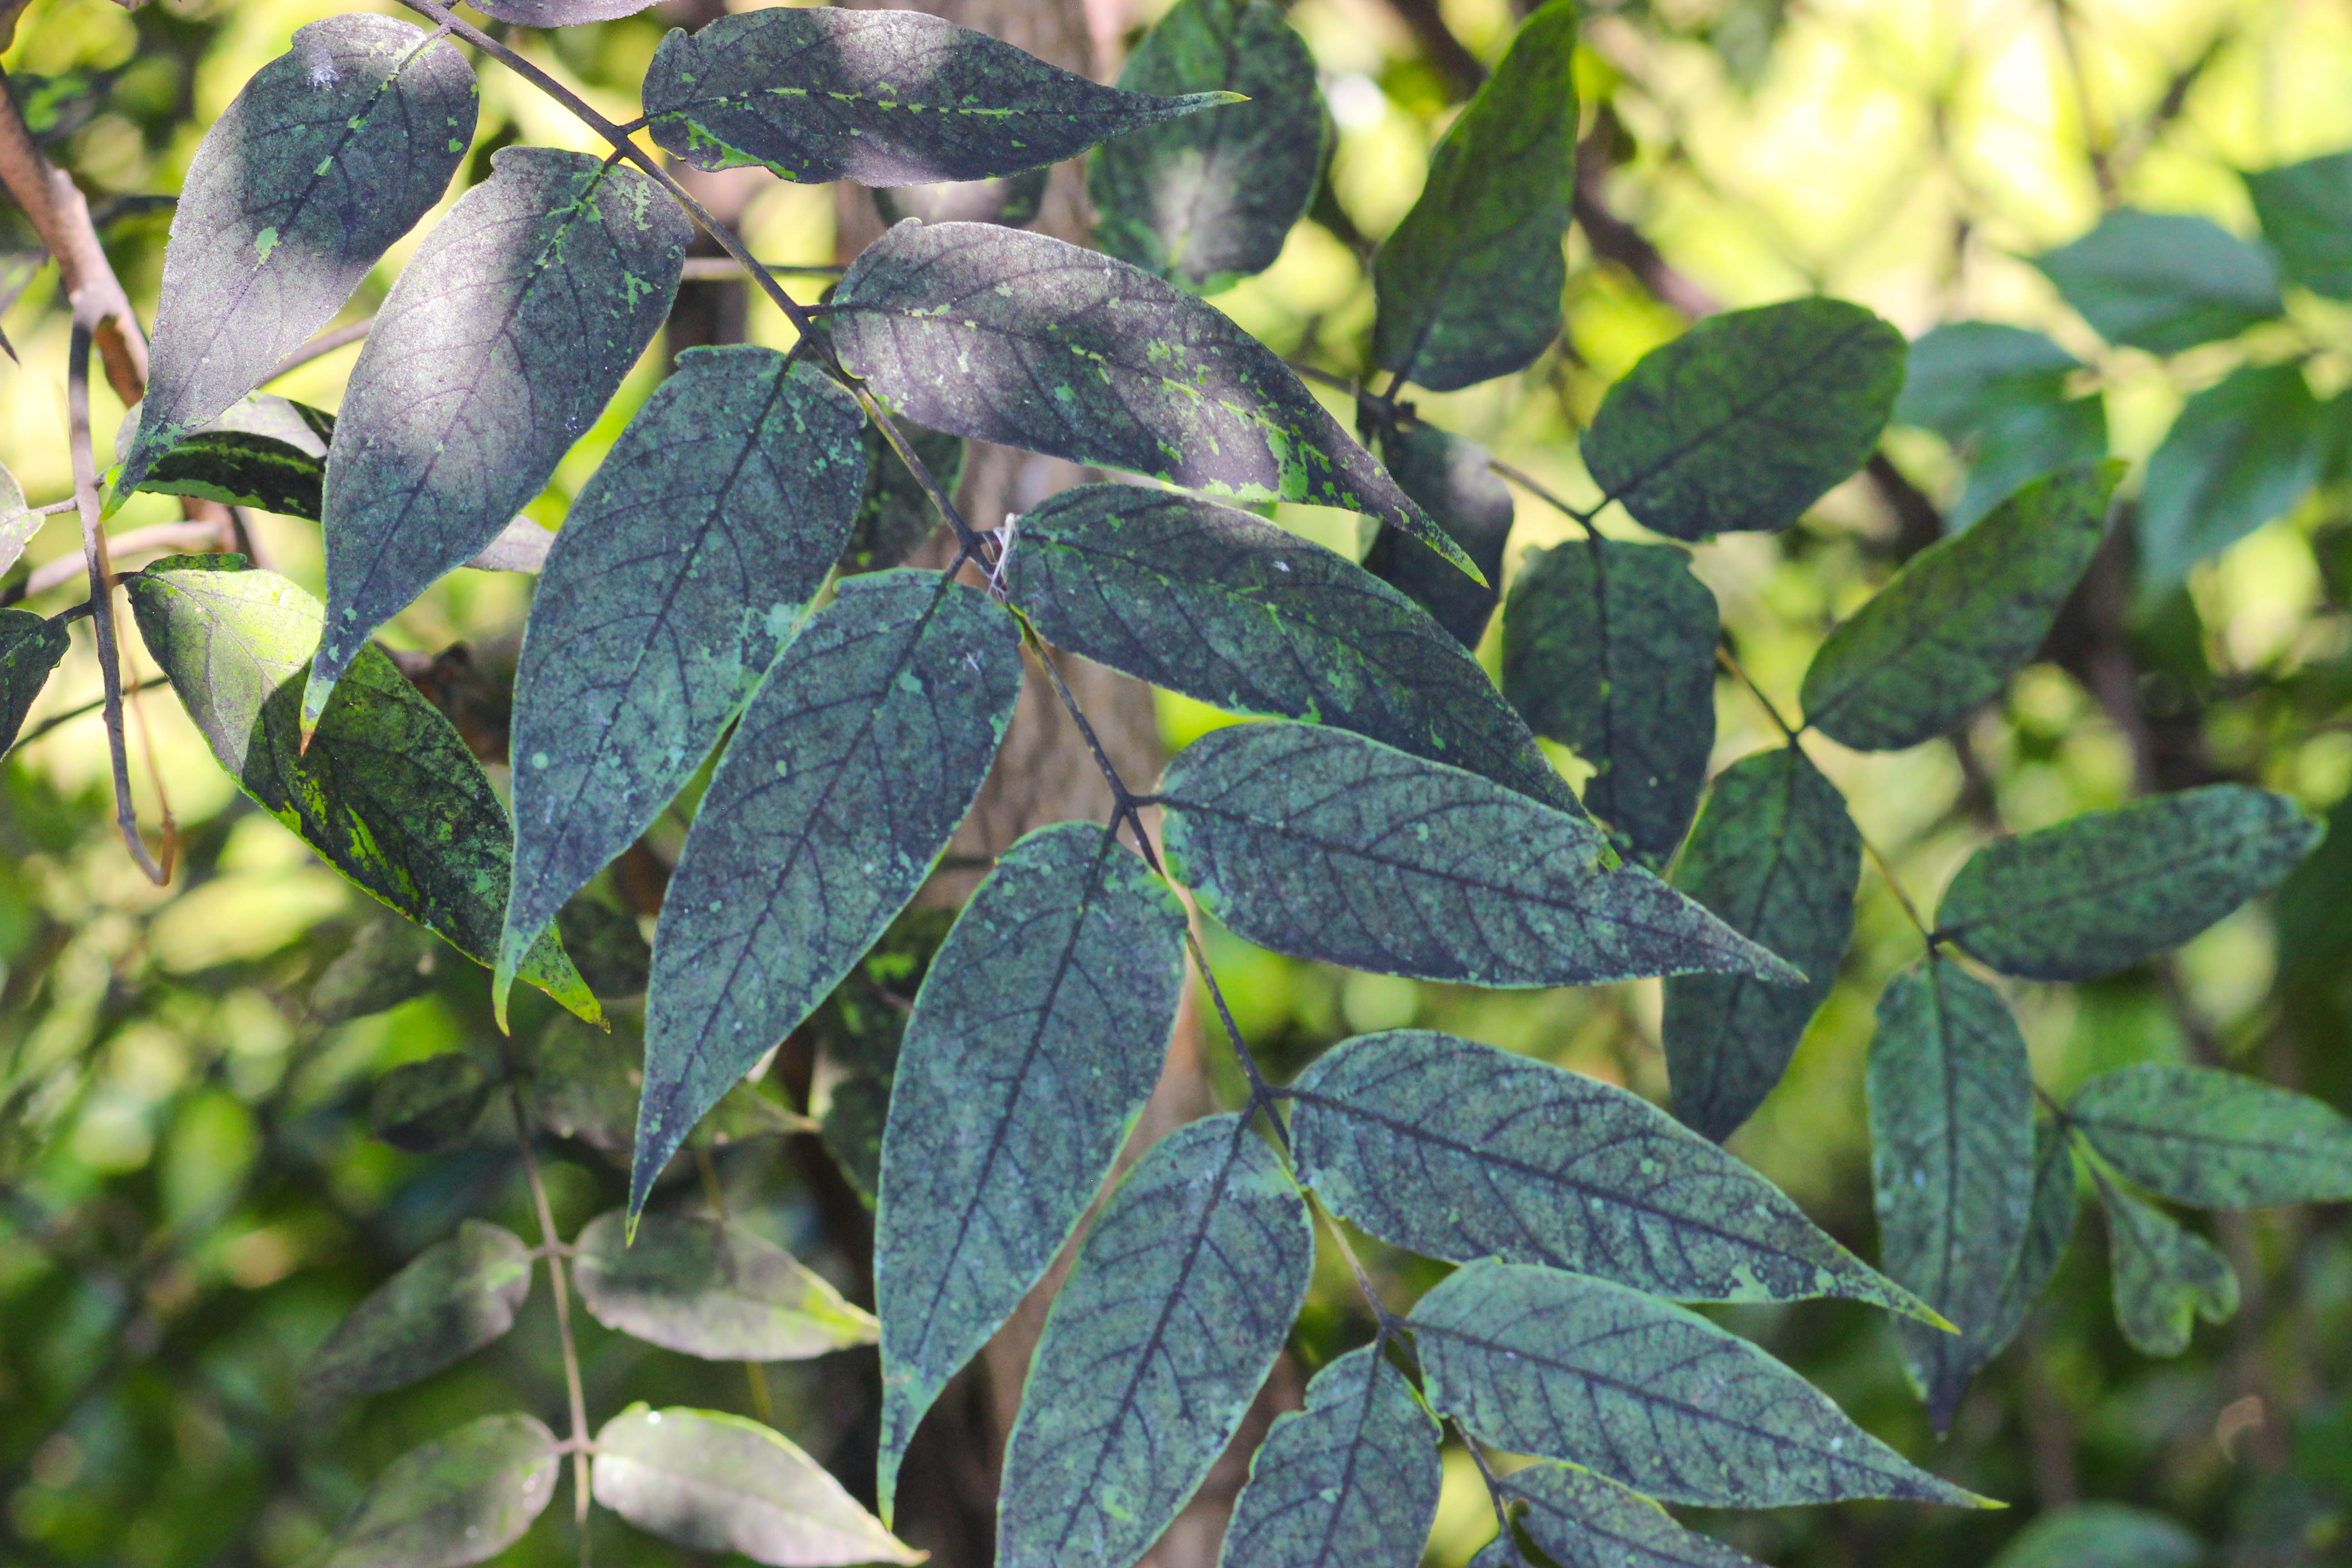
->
[[1220, 1345, 1441, 1568], [573, 1210, 878, 1362]]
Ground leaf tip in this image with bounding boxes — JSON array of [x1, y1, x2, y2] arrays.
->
[[297, 671, 334, 753]]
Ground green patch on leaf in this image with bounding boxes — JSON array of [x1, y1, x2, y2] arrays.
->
[[2068, 1063, 2352, 1207]]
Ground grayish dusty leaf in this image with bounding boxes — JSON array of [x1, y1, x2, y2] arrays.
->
[[1220, 1345, 1440, 1568], [2137, 363, 2323, 588], [318, 1413, 559, 1568], [1290, 1030, 1932, 1317], [118, 15, 472, 500], [1894, 323, 2081, 443], [1159, 722, 1795, 987], [1950, 392, 2110, 532], [1973, 1120, 2081, 1372], [592, 1404, 921, 1566], [0, 608, 69, 753], [1410, 1260, 1984, 1509], [1662, 745, 1859, 1142], [0, 459, 36, 578], [2034, 209, 2283, 354], [634, 572, 1019, 1217], [2092, 1171, 2238, 1357], [1935, 783, 2321, 980], [2068, 1063, 2352, 1207], [574, 1210, 877, 1362], [2247, 151, 2352, 299], [302, 1220, 532, 1399], [500, 348, 865, 1005], [645, 7, 1234, 187], [1004, 484, 1573, 812], [1800, 462, 2120, 751], [1583, 299, 1905, 541], [1987, 1503, 2203, 1568], [368, 1053, 491, 1153], [1366, 423, 1512, 651], [1504, 1462, 1764, 1568], [307, 147, 687, 727], [470, 0, 657, 22], [1089, 0, 1326, 293], [464, 516, 553, 574], [845, 421, 962, 575], [998, 1115, 1313, 1568], [874, 823, 1186, 1519]]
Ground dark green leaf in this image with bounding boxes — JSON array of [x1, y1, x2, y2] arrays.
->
[[1410, 1260, 1984, 1508], [1987, 1503, 2203, 1568], [0, 608, 69, 754], [2092, 1171, 2238, 1357], [1502, 538, 1718, 865], [634, 572, 1019, 1217], [807, 905, 957, 1203], [845, 421, 963, 575], [2068, 1063, 2352, 1207], [302, 1220, 532, 1398], [1371, 0, 1578, 391], [306, 148, 687, 727], [555, 897, 651, 1000], [1583, 299, 1905, 541], [591, 1404, 920, 1566], [1470, 1535, 1527, 1568], [873, 823, 1186, 1519], [1089, 0, 1326, 293], [1973, 1120, 2081, 1372], [574, 1210, 877, 1361], [1662, 745, 1859, 1141], [115, 15, 473, 501], [470, 0, 657, 22], [2247, 151, 2352, 299], [1504, 1462, 1764, 1568], [136, 431, 323, 519], [1800, 461, 2119, 751], [499, 348, 865, 1006], [318, 1414, 559, 1568], [998, 1115, 1313, 1568], [126, 557, 596, 1020], [2033, 209, 2283, 353], [644, 7, 1235, 187], [2137, 363, 2323, 588], [368, 1053, 492, 1153], [1366, 423, 1512, 651], [1159, 723, 1795, 987], [831, 221, 1467, 573], [1950, 392, 2110, 532], [312, 915, 445, 1024], [0, 459, 36, 578], [523, 1013, 810, 1169], [1290, 1030, 1932, 1317], [1935, 783, 2321, 980], [1893, 323, 2081, 443], [1867, 956, 2034, 1432], [1221, 1345, 1440, 1568], [1004, 484, 1574, 812]]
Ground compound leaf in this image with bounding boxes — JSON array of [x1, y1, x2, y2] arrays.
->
[[2067, 1064, 2352, 1207], [1583, 299, 1904, 541], [2247, 151, 2352, 300], [635, 572, 1019, 1217], [2137, 363, 2323, 588], [1159, 723, 1794, 987], [1502, 538, 1718, 865], [1504, 1463, 1764, 1568], [307, 147, 687, 727], [1289, 1030, 1935, 1318], [1894, 323, 2081, 443], [1090, 0, 1324, 293], [319, 1414, 559, 1568], [1662, 745, 1859, 1141], [873, 823, 1187, 1519], [645, 7, 1234, 187], [368, 1053, 493, 1153], [500, 349, 865, 1008], [1366, 423, 1513, 651], [1411, 1261, 1984, 1509], [118, 15, 472, 500], [1987, 1503, 2203, 1568], [1004, 484, 1573, 812], [1220, 1345, 1440, 1568], [1372, 0, 1578, 392], [1, 609, 69, 753], [302, 1220, 531, 1399], [2034, 209, 2283, 354], [2093, 1172, 2238, 1357], [1935, 784, 2321, 980], [574, 1210, 876, 1362], [1800, 461, 2119, 751]]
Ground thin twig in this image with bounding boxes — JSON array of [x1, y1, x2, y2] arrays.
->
[[679, 257, 847, 281], [0, 64, 147, 401], [508, 1082, 594, 1564], [6, 521, 224, 605], [1714, 643, 1800, 743], [2, 676, 170, 759], [1487, 456, 1597, 530]]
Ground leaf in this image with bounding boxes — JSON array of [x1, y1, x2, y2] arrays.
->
[[1893, 323, 2081, 443], [644, 7, 1235, 187], [117, 16, 473, 501], [312, 915, 445, 1024], [574, 1210, 877, 1361], [125, 557, 595, 1020], [2067, 1063, 2352, 1207], [318, 1413, 559, 1568], [1502, 538, 1718, 865], [1410, 1261, 1984, 1509], [806, 905, 958, 1203], [2246, 151, 2352, 299], [0, 458, 42, 578], [2092, 1171, 2238, 1357], [1973, 1120, 2081, 1372], [2137, 363, 2323, 588], [998, 1115, 1313, 1568], [829, 221, 1467, 573], [1934, 783, 2321, 980], [1582, 299, 1905, 541], [523, 1013, 810, 1168], [1158, 722, 1796, 988], [1503, 1462, 1764, 1568], [1987, 1503, 2203, 1568], [302, 1220, 532, 1399], [1003, 483, 1574, 813], [1661, 745, 1859, 1141], [499, 348, 866, 1007], [1088, 0, 1326, 293], [368, 1053, 492, 1153], [1290, 1030, 1932, 1317], [470, 0, 658, 22], [1950, 392, 2110, 532], [1866, 956, 2034, 1432], [1220, 1345, 1440, 1568], [1371, 0, 1578, 392], [872, 823, 1186, 1517], [1365, 423, 1513, 651], [2034, 209, 2283, 354], [592, 1404, 921, 1567], [305, 147, 688, 726], [635, 571, 1019, 1216], [136, 431, 325, 519], [0, 609, 69, 754], [846, 421, 963, 575], [1799, 461, 2119, 751]]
